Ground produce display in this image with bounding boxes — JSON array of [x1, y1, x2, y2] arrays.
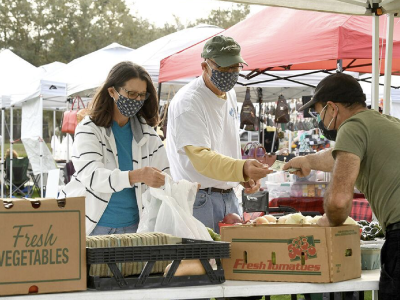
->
[[207, 227, 221, 241], [358, 220, 384, 241], [219, 212, 358, 225], [164, 260, 206, 276], [221, 213, 243, 224]]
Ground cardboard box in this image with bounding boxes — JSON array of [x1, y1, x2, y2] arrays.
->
[[0, 197, 86, 296], [221, 224, 361, 283]]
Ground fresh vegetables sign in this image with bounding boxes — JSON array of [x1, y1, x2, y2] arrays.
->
[[287, 235, 317, 262]]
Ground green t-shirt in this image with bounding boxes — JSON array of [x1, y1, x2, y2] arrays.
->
[[332, 109, 400, 232]]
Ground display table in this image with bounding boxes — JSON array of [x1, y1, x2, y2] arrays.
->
[[269, 197, 372, 221], [2, 269, 380, 300]]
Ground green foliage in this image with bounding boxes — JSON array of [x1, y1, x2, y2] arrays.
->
[[0, 0, 183, 66], [0, 1, 250, 67], [188, 4, 250, 29]]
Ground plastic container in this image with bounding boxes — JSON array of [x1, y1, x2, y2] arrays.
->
[[86, 238, 230, 290], [290, 181, 329, 197], [360, 242, 383, 270]]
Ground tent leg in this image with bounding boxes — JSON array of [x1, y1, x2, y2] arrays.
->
[[157, 82, 162, 107], [371, 13, 380, 111], [384, 13, 394, 115], [10, 106, 13, 198], [257, 88, 263, 144], [40, 95, 43, 198], [336, 59, 343, 72], [40, 140, 43, 198], [1, 108, 4, 198], [53, 110, 56, 157]]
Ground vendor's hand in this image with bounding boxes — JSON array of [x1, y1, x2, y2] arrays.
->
[[130, 167, 165, 188], [317, 214, 331, 227], [282, 156, 311, 177], [243, 159, 272, 182], [241, 179, 260, 194]]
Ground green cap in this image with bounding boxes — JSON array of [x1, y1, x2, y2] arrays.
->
[[201, 35, 247, 67]]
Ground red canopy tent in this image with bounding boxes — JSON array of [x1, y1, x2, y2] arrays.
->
[[159, 6, 400, 84]]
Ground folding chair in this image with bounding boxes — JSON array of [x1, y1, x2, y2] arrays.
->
[[22, 136, 58, 197], [4, 157, 32, 197]]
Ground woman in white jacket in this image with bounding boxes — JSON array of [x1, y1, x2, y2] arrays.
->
[[60, 61, 169, 236]]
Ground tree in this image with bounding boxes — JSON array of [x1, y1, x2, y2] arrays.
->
[[188, 4, 250, 29], [0, 0, 181, 66]]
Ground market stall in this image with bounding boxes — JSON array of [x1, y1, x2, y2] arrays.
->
[[0, 269, 380, 300]]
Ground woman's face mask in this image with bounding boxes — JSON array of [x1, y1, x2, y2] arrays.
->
[[206, 61, 239, 92], [113, 87, 145, 118], [317, 104, 338, 141]]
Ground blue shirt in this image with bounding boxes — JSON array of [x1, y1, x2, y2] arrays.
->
[[98, 121, 139, 227]]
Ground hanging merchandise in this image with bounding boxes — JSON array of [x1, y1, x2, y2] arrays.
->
[[275, 95, 290, 124], [61, 96, 86, 134], [159, 102, 169, 140], [240, 87, 257, 130]]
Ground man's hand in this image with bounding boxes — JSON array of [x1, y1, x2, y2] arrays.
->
[[316, 214, 331, 227], [282, 156, 311, 177], [243, 159, 272, 181], [241, 179, 260, 194]]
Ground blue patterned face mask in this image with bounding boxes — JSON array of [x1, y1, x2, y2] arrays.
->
[[113, 88, 145, 117], [206, 62, 239, 92]]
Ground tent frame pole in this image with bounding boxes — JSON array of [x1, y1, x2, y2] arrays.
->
[[1, 107, 4, 198], [10, 106, 13, 198], [384, 13, 394, 115], [157, 83, 162, 107], [53, 110, 56, 157], [371, 12, 380, 111], [40, 95, 44, 198]]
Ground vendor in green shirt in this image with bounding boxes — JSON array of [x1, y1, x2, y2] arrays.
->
[[283, 72, 400, 300]]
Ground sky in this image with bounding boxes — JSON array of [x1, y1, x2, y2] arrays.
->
[[125, 0, 265, 27]]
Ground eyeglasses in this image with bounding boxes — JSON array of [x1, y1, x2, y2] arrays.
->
[[309, 105, 328, 121], [207, 60, 244, 73], [117, 86, 150, 101]]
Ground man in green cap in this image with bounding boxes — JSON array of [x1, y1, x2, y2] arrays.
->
[[166, 35, 271, 234]]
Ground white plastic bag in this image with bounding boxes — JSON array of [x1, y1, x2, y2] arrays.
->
[[137, 175, 212, 241]]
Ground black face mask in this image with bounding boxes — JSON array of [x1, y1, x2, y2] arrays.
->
[[318, 106, 337, 141]]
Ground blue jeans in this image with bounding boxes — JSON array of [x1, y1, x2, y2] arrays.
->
[[193, 189, 240, 234], [379, 229, 400, 299], [89, 223, 138, 236]]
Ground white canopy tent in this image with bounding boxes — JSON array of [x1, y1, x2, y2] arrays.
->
[[42, 43, 135, 97], [124, 24, 224, 84], [0, 49, 41, 198], [11, 61, 68, 197], [359, 74, 400, 118]]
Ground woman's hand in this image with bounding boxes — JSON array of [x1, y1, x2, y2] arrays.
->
[[129, 167, 165, 188]]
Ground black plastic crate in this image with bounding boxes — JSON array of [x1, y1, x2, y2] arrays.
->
[[87, 238, 230, 290]]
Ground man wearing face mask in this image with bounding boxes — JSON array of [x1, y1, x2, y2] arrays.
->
[[166, 36, 272, 234], [283, 72, 400, 300]]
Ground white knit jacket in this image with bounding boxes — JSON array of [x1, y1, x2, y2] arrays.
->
[[59, 115, 170, 235]]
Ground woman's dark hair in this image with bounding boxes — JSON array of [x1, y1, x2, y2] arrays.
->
[[89, 61, 159, 127]]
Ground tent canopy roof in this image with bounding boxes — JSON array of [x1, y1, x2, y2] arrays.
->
[[217, 0, 400, 16], [159, 6, 400, 83], [123, 24, 223, 83], [0, 49, 40, 104], [42, 43, 135, 96]]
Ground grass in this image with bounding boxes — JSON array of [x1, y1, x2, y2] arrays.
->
[[2, 142, 52, 158]]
